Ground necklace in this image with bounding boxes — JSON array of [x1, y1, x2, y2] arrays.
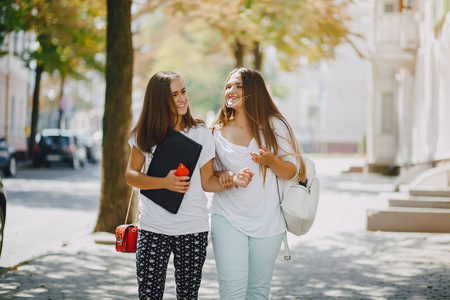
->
[[233, 122, 244, 129], [231, 116, 247, 130]]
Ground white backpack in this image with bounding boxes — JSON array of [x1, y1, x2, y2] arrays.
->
[[277, 155, 320, 259]]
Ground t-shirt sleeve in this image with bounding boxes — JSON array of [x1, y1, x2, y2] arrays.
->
[[197, 126, 215, 168], [128, 134, 144, 154], [128, 134, 136, 149], [272, 117, 298, 168]]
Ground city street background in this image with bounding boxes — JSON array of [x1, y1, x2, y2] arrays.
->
[[0, 157, 449, 299], [1, 1, 449, 298]]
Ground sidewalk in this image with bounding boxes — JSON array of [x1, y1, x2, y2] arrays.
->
[[1, 157, 450, 299]]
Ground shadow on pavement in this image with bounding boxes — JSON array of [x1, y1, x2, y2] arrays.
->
[[271, 231, 450, 299], [0, 244, 138, 299], [0, 230, 449, 299]]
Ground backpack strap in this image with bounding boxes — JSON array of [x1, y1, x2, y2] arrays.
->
[[276, 177, 291, 260], [283, 232, 291, 260]]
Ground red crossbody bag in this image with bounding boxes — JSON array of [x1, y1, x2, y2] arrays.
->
[[115, 189, 138, 253]]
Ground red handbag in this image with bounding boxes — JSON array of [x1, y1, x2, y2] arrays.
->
[[115, 224, 138, 252], [115, 189, 138, 253]]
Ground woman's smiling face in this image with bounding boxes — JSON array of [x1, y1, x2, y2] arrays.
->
[[225, 72, 244, 109], [170, 78, 189, 117]]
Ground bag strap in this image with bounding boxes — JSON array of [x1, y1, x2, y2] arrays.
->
[[283, 232, 290, 260], [271, 118, 292, 260], [276, 177, 291, 260], [124, 188, 135, 225]]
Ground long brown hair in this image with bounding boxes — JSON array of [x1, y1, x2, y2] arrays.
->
[[130, 71, 203, 153], [214, 68, 306, 182]]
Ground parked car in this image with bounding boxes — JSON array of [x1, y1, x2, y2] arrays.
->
[[0, 138, 17, 177], [33, 129, 87, 169], [78, 130, 102, 163], [0, 176, 6, 258]]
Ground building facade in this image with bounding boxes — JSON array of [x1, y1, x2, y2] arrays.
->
[[366, 0, 450, 233], [275, 1, 372, 154], [0, 31, 31, 156], [368, 0, 450, 170]]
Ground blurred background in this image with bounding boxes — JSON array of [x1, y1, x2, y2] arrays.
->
[[1, 0, 449, 171], [1, 2, 449, 298]]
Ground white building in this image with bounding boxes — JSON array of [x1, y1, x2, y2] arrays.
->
[[274, 1, 372, 154], [368, 0, 450, 171], [0, 31, 32, 156], [366, 0, 450, 233]]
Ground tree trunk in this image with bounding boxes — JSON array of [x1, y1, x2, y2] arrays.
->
[[234, 40, 244, 68], [29, 63, 44, 159], [253, 41, 263, 71], [94, 0, 133, 233]]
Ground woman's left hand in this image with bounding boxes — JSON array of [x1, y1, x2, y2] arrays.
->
[[218, 171, 235, 189], [250, 145, 275, 166]]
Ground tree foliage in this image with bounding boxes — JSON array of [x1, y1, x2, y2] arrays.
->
[[0, 0, 34, 55], [29, 0, 105, 131], [1, 0, 106, 155], [30, 0, 105, 78], [142, 0, 356, 71], [133, 8, 233, 117], [1, 0, 105, 76]]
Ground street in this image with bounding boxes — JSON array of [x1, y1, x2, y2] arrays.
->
[[0, 157, 449, 299], [0, 163, 101, 269]]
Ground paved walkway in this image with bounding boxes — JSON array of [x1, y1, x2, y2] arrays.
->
[[1, 157, 449, 299]]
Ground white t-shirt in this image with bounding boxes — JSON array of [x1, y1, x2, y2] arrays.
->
[[210, 118, 298, 238], [128, 125, 215, 235]]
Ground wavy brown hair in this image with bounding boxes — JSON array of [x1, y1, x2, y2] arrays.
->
[[213, 68, 306, 182], [130, 71, 203, 153]]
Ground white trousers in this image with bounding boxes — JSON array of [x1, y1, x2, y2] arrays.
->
[[211, 214, 283, 300]]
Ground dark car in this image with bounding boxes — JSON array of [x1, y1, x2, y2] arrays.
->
[[0, 176, 6, 258], [33, 129, 87, 169], [0, 138, 18, 177]]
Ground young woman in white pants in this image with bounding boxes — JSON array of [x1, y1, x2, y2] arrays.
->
[[211, 68, 306, 300]]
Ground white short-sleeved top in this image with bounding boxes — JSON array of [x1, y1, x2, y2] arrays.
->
[[128, 125, 215, 235], [210, 117, 298, 238]]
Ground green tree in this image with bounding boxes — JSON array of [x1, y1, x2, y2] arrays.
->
[[29, 1, 105, 158], [94, 0, 133, 233], [133, 11, 233, 117], [143, 0, 357, 71], [0, 0, 33, 55], [1, 1, 105, 158]]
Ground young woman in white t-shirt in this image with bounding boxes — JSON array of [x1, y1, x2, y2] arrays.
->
[[125, 71, 252, 300], [211, 68, 307, 300]]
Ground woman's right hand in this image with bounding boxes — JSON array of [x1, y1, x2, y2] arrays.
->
[[165, 170, 190, 193]]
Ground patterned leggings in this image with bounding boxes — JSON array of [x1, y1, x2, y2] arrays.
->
[[135, 229, 208, 300]]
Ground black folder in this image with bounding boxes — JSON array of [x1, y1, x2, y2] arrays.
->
[[140, 128, 203, 214]]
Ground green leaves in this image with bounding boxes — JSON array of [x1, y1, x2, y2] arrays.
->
[[32, 0, 106, 77], [143, 0, 355, 70], [1, 0, 106, 77], [0, 0, 34, 54]]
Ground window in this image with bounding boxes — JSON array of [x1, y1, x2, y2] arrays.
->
[[383, 0, 400, 12], [381, 92, 394, 134], [10, 96, 16, 131], [13, 32, 18, 55], [384, 4, 395, 12]]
